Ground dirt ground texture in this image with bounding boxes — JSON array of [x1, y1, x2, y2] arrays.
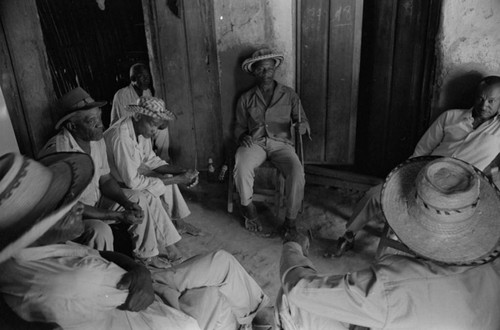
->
[[177, 180, 385, 316]]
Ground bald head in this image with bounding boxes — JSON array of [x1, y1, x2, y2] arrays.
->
[[129, 63, 151, 91]]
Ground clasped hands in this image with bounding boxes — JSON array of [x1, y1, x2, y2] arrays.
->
[[284, 230, 310, 257], [180, 169, 199, 188], [239, 122, 308, 148], [120, 201, 144, 225]]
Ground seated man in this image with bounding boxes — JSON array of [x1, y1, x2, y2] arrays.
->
[[111, 62, 171, 162], [0, 152, 269, 330], [335, 75, 500, 256], [234, 48, 310, 236], [39, 87, 144, 254], [105, 96, 201, 245], [278, 156, 500, 329]]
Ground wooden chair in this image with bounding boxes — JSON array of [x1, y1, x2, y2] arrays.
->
[[376, 223, 414, 259], [227, 127, 305, 219]]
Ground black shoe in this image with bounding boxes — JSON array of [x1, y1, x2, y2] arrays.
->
[[334, 231, 355, 257]]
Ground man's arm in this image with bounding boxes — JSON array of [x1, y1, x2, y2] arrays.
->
[[290, 94, 310, 136], [99, 251, 155, 312], [99, 174, 143, 224], [411, 111, 447, 158], [234, 96, 251, 145]]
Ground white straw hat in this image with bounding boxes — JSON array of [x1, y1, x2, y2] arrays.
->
[[241, 48, 284, 74], [126, 96, 176, 121]]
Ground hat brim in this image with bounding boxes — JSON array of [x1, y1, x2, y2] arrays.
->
[[381, 156, 500, 265], [126, 104, 177, 121], [0, 152, 94, 263], [242, 53, 284, 74], [54, 101, 107, 130]]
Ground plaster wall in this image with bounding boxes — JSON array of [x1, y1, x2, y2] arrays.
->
[[214, 0, 295, 158], [433, 0, 500, 119]]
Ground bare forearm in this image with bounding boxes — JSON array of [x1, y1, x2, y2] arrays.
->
[[100, 250, 142, 271], [154, 164, 187, 175], [83, 204, 122, 221], [100, 178, 131, 208]]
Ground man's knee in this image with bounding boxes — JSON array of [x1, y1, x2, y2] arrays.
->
[[80, 220, 114, 250], [211, 250, 237, 269]]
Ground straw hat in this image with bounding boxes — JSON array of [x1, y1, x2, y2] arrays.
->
[[126, 96, 176, 121], [55, 87, 107, 130], [0, 152, 94, 263], [241, 48, 284, 74], [381, 156, 500, 265]]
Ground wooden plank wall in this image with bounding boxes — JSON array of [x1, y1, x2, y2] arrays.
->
[[143, 0, 223, 169], [299, 0, 363, 165], [0, 0, 56, 156]]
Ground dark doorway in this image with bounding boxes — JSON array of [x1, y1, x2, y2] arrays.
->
[[36, 0, 149, 127]]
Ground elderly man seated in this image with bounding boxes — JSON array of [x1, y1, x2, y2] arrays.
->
[[335, 75, 500, 256], [0, 152, 269, 330], [105, 96, 202, 258], [234, 48, 310, 236], [278, 156, 500, 329]]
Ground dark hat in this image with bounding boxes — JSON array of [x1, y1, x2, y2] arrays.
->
[[0, 152, 94, 263], [55, 87, 107, 130], [381, 156, 500, 265]]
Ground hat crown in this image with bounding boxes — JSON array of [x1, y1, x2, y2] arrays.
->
[[58, 87, 96, 111], [0, 153, 54, 229], [416, 159, 480, 215], [251, 48, 275, 58], [136, 96, 166, 115]]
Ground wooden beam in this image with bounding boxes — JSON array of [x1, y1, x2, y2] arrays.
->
[[305, 164, 383, 191]]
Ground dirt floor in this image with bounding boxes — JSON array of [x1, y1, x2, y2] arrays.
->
[[177, 179, 385, 316]]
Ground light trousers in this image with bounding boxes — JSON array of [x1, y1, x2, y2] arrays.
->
[[151, 250, 269, 329], [234, 138, 304, 219], [75, 219, 114, 251], [345, 184, 384, 233]]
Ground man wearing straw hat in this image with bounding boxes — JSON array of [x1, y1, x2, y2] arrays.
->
[[39, 87, 146, 254], [234, 48, 310, 236], [278, 156, 500, 329], [105, 96, 201, 263], [0, 152, 269, 330], [335, 75, 500, 256]]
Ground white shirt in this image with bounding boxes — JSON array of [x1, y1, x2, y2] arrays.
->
[[39, 128, 110, 206], [110, 84, 152, 125], [412, 109, 500, 171]]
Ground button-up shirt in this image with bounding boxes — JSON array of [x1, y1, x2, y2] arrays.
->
[[0, 243, 200, 330], [104, 117, 167, 197], [280, 242, 500, 329], [412, 109, 500, 171], [38, 128, 110, 206], [234, 82, 309, 144]]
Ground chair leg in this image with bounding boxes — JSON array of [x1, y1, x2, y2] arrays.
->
[[227, 169, 234, 213]]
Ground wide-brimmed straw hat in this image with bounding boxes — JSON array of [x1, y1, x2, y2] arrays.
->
[[381, 156, 500, 265], [0, 152, 94, 263], [55, 87, 107, 130], [241, 48, 284, 74], [126, 96, 176, 121]]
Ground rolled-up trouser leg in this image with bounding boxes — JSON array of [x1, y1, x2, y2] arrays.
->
[[121, 189, 181, 259], [234, 144, 267, 206], [268, 141, 305, 219], [345, 183, 384, 233], [74, 219, 114, 251]]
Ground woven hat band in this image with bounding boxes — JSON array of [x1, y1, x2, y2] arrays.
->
[[70, 97, 96, 110]]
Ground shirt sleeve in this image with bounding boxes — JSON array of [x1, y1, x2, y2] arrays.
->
[[108, 130, 166, 197], [234, 95, 248, 141], [280, 242, 387, 328], [139, 136, 168, 170], [110, 90, 126, 125], [412, 111, 447, 158]]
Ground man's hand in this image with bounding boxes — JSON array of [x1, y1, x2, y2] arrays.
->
[[120, 210, 143, 225], [178, 169, 199, 187], [296, 122, 308, 135], [239, 135, 253, 148], [116, 265, 155, 312], [284, 231, 310, 257]]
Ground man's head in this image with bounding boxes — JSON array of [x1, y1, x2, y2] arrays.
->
[[127, 96, 176, 139], [0, 152, 93, 263], [473, 75, 500, 120], [130, 63, 151, 91], [241, 48, 284, 77], [55, 87, 107, 141], [381, 156, 500, 266]]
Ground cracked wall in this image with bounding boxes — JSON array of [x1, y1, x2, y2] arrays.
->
[[433, 0, 500, 119]]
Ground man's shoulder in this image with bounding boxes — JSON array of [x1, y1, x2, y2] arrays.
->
[[104, 118, 132, 141], [38, 130, 72, 157]]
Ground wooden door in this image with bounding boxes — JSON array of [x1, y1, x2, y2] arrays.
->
[[299, 0, 364, 164]]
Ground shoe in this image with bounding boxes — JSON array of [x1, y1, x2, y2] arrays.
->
[[334, 231, 355, 257], [137, 255, 172, 269]]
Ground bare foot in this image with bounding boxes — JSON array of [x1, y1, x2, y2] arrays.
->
[[244, 216, 263, 232], [161, 245, 185, 265], [174, 219, 203, 236]]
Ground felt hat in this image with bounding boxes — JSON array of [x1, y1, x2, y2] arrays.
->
[[381, 156, 500, 265], [55, 87, 107, 130], [126, 96, 176, 121], [241, 48, 284, 74], [0, 152, 94, 263]]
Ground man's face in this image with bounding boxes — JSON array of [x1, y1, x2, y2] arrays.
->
[[135, 115, 163, 139], [253, 59, 276, 83], [473, 84, 500, 120], [36, 202, 85, 245], [68, 108, 104, 141], [134, 69, 151, 91]]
